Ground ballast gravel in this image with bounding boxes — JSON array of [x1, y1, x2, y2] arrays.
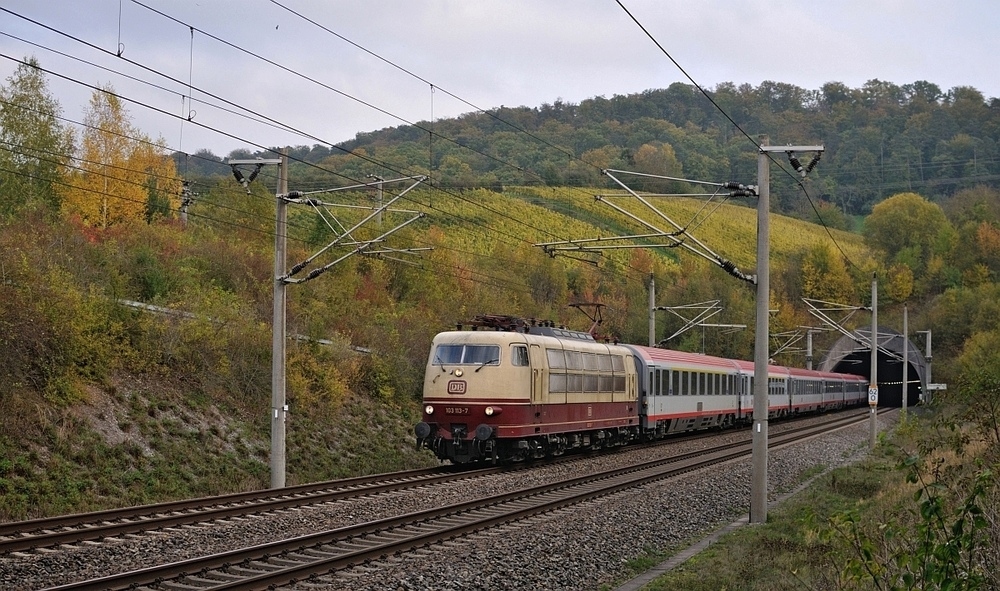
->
[[0, 412, 892, 591]]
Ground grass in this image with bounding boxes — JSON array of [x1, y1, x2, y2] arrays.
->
[[0, 379, 437, 521], [618, 408, 1000, 591], [627, 456, 897, 591], [603, 425, 909, 591]]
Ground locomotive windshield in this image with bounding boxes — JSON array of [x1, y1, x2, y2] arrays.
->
[[434, 344, 501, 365]]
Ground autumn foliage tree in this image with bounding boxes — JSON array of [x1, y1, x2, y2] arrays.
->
[[800, 243, 855, 303], [0, 57, 72, 217], [61, 84, 180, 228]]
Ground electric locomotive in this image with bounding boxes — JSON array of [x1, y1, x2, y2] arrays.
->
[[414, 315, 639, 463]]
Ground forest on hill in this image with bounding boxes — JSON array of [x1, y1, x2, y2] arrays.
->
[[2, 57, 1000, 539], [180, 78, 1000, 229]]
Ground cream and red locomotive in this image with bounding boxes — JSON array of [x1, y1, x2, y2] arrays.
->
[[414, 316, 866, 463]]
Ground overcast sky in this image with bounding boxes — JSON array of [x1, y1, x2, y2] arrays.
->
[[1, 1, 996, 158]]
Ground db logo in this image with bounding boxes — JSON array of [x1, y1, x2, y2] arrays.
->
[[447, 380, 467, 394]]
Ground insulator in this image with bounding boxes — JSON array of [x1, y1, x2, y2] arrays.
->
[[722, 181, 743, 190], [232, 168, 245, 185], [247, 163, 262, 183], [806, 152, 822, 173], [789, 155, 804, 175]]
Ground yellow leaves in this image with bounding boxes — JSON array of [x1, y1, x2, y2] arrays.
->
[[864, 192, 950, 264], [801, 243, 855, 302], [287, 347, 350, 415], [885, 263, 914, 303], [975, 222, 1000, 260], [60, 85, 180, 228]]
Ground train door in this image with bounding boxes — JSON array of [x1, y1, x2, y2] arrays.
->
[[529, 343, 546, 405], [771, 377, 789, 417], [617, 354, 637, 403], [739, 374, 752, 419]]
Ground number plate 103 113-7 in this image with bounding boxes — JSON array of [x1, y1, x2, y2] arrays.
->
[[445, 407, 469, 415]]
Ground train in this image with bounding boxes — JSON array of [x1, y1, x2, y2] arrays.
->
[[414, 315, 868, 464]]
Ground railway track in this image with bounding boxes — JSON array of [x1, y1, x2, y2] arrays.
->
[[41, 409, 881, 591], [0, 410, 818, 556], [0, 465, 500, 555]]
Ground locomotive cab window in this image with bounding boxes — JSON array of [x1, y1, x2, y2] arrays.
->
[[434, 344, 500, 365], [510, 345, 529, 367]]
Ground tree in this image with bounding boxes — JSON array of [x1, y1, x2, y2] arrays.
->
[[800, 243, 855, 303], [884, 262, 914, 303], [863, 192, 951, 271], [0, 57, 72, 216], [61, 84, 180, 228], [810, 199, 851, 231], [632, 143, 685, 193], [942, 185, 1000, 225]]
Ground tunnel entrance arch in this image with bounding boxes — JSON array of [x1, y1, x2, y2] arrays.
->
[[817, 327, 927, 408]]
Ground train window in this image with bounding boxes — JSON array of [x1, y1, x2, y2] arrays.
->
[[568, 373, 584, 392], [584, 374, 599, 392], [434, 344, 464, 364], [600, 374, 614, 392], [434, 344, 500, 365], [598, 354, 613, 372], [672, 371, 679, 395], [613, 375, 626, 392], [511, 345, 529, 367], [654, 369, 662, 397], [465, 345, 500, 366], [584, 353, 600, 371], [546, 349, 566, 369], [681, 371, 689, 395], [566, 351, 584, 371], [612, 356, 625, 372], [549, 373, 567, 393]]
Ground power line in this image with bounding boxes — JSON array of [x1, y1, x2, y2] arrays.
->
[[0, 65, 636, 294], [1, 7, 732, 290], [0, 35, 584, 259], [613, 0, 862, 274], [117, 1, 686, 287]]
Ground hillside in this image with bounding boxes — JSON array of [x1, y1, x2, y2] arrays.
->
[[0, 180, 873, 521], [4, 67, 1000, 526]]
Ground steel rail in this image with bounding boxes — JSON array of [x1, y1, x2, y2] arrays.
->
[[44, 409, 885, 591], [0, 465, 498, 554]]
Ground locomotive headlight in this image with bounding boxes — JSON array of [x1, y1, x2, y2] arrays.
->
[[424, 405, 435, 415], [484, 406, 502, 416], [454, 368, 464, 377]]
